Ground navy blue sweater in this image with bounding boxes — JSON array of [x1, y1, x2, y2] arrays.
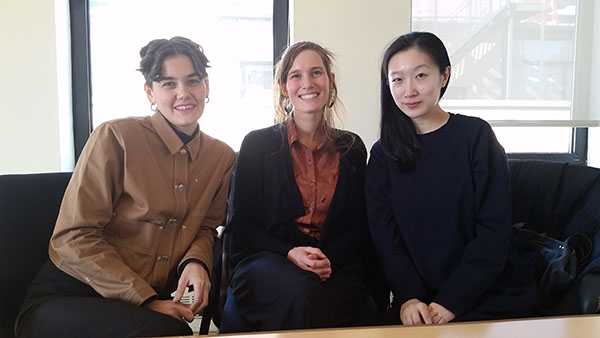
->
[[366, 114, 526, 318]]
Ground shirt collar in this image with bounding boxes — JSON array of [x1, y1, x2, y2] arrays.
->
[[151, 112, 202, 161], [286, 118, 327, 151]]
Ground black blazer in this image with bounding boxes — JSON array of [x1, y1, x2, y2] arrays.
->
[[229, 124, 369, 273]]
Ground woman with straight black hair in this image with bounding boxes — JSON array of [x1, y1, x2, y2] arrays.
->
[[366, 31, 536, 325]]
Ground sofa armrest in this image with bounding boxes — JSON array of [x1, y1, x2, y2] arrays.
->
[[579, 273, 600, 313]]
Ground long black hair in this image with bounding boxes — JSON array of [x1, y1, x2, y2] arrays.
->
[[379, 31, 451, 169]]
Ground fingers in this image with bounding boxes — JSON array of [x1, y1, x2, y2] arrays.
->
[[428, 302, 455, 324], [175, 304, 195, 322], [175, 262, 211, 314], [305, 256, 331, 280], [420, 306, 433, 324], [400, 299, 432, 325], [145, 299, 194, 322], [189, 267, 210, 314], [172, 279, 187, 304], [305, 247, 327, 259], [287, 246, 332, 280], [190, 282, 210, 314]]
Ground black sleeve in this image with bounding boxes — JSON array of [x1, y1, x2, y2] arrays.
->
[[432, 122, 513, 316], [229, 132, 295, 258], [321, 136, 369, 271], [366, 141, 430, 304]]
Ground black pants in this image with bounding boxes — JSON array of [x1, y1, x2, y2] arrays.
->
[[15, 260, 192, 338], [221, 251, 372, 333]]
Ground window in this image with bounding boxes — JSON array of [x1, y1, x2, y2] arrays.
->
[[70, 0, 289, 158], [89, 0, 275, 151], [412, 0, 596, 163]]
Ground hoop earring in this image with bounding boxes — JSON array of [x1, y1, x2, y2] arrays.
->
[[284, 97, 294, 113], [150, 103, 158, 112], [328, 88, 337, 108], [205, 97, 210, 104]]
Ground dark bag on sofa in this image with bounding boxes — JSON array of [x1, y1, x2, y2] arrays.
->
[[510, 223, 592, 315]]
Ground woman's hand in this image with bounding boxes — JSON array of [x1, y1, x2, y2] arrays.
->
[[287, 246, 331, 281], [143, 299, 195, 322], [428, 302, 455, 324], [400, 298, 433, 325], [172, 262, 211, 314]]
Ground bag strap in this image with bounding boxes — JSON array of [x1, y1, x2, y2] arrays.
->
[[565, 233, 594, 273]]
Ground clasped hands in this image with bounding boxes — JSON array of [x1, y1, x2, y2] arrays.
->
[[143, 262, 210, 322], [287, 246, 331, 281], [400, 298, 456, 325]]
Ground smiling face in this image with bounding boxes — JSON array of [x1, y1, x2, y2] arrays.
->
[[283, 49, 333, 117], [387, 47, 450, 123], [145, 54, 209, 135]]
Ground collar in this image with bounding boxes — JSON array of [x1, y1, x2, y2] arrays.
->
[[285, 118, 326, 151], [150, 112, 202, 161]]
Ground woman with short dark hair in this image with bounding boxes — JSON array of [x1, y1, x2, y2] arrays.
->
[[15, 36, 235, 337]]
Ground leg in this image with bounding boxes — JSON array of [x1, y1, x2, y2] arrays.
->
[[18, 296, 192, 338], [228, 252, 324, 331], [220, 287, 256, 333], [16, 260, 192, 338], [321, 262, 372, 327]]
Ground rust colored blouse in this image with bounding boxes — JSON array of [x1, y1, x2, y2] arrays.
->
[[287, 118, 340, 239]]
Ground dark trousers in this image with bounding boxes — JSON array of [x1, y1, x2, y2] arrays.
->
[[15, 260, 192, 338], [220, 251, 371, 333]]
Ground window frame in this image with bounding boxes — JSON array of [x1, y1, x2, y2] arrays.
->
[[410, 0, 592, 165], [69, 0, 289, 161]]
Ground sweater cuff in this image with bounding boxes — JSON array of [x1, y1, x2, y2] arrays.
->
[[141, 295, 158, 306], [178, 258, 210, 278]]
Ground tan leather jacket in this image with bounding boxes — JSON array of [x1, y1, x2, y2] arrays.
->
[[49, 112, 235, 305]]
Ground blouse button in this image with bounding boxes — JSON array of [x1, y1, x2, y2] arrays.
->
[[175, 183, 185, 191], [179, 149, 187, 155], [169, 218, 177, 225]]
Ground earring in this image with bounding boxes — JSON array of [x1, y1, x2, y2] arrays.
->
[[284, 96, 294, 113], [205, 97, 210, 104], [328, 88, 337, 108], [150, 103, 158, 112]]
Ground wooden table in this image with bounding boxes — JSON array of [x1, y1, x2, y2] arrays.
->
[[166, 315, 600, 338]]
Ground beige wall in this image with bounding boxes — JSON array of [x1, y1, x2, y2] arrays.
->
[[291, 0, 411, 150], [0, 0, 63, 174]]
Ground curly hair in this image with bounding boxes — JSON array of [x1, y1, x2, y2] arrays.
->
[[138, 36, 209, 88]]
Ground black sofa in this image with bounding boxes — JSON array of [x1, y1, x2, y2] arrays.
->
[[1, 160, 600, 336], [0, 173, 72, 338]]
